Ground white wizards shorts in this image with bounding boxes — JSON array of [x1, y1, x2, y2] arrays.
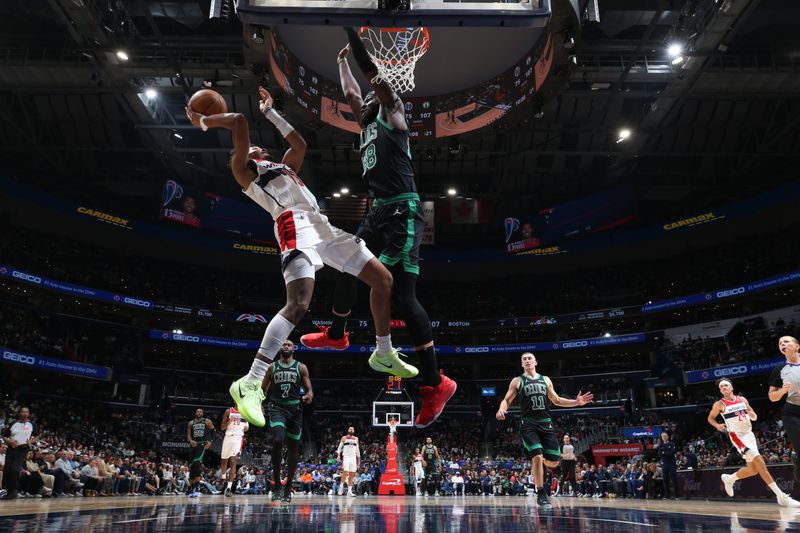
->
[[728, 431, 760, 462], [414, 465, 425, 480], [221, 436, 244, 460], [342, 457, 358, 473], [275, 209, 373, 283]]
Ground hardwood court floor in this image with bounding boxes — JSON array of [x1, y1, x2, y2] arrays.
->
[[1, 494, 798, 532]]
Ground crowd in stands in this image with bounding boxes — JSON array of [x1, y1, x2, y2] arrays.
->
[[2, 224, 796, 322]]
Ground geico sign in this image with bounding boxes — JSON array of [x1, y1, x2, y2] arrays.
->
[[714, 366, 748, 377], [464, 347, 489, 353], [561, 341, 589, 349], [173, 334, 200, 342], [3, 351, 36, 365], [716, 287, 745, 299], [12, 271, 42, 284], [123, 297, 151, 308]]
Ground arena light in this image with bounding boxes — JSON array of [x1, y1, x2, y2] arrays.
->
[[616, 128, 632, 143], [333, 192, 341, 198], [447, 188, 457, 196], [116, 50, 129, 61], [671, 55, 685, 66], [340, 187, 349, 194], [667, 44, 683, 58], [604, 332, 612, 338], [145, 88, 158, 99]]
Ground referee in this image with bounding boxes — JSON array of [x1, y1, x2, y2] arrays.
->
[[560, 434, 577, 496], [1, 406, 39, 500]]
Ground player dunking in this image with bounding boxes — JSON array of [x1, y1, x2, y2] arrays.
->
[[186, 408, 214, 498], [220, 406, 249, 497], [336, 426, 360, 496], [301, 28, 456, 428], [263, 340, 312, 503], [769, 335, 800, 481], [707, 378, 800, 506], [496, 352, 592, 508], [186, 87, 410, 428]]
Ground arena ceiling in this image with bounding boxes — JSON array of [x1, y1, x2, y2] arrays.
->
[[0, 0, 797, 225]]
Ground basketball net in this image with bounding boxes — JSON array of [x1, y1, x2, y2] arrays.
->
[[359, 26, 430, 94]]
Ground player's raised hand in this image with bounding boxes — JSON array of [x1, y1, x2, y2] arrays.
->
[[185, 107, 205, 129], [258, 86, 274, 114], [338, 45, 350, 61], [496, 408, 507, 421], [576, 390, 594, 406]]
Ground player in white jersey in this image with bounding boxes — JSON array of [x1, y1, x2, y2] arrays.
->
[[220, 407, 249, 497], [412, 448, 425, 496], [707, 378, 800, 506], [337, 426, 360, 496], [186, 87, 417, 428]]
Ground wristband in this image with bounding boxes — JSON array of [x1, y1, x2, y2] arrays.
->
[[264, 107, 294, 138], [338, 56, 347, 64], [199, 116, 208, 132]]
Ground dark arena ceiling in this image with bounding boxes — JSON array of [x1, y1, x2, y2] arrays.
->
[[0, 0, 798, 245]]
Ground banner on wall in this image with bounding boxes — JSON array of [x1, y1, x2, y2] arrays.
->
[[685, 356, 784, 384], [1, 348, 111, 381]]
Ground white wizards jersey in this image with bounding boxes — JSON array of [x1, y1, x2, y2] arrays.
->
[[224, 408, 249, 439], [413, 454, 423, 469], [243, 159, 319, 219], [338, 436, 360, 459], [720, 396, 752, 434]]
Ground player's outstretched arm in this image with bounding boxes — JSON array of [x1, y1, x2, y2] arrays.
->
[[186, 108, 256, 190], [338, 46, 365, 125], [496, 377, 520, 420], [706, 401, 726, 432], [545, 377, 593, 407], [743, 396, 757, 421], [343, 27, 406, 130], [258, 87, 307, 172]]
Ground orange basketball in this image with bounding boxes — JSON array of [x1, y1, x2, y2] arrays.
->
[[189, 89, 227, 116]]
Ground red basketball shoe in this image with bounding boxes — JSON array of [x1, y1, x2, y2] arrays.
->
[[300, 326, 350, 350], [415, 373, 457, 428]]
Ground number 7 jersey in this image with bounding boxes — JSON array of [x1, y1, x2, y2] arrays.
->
[[268, 359, 302, 404]]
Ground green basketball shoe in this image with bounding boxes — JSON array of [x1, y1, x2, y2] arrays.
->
[[229, 376, 266, 427], [369, 349, 419, 378]]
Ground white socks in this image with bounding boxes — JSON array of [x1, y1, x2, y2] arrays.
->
[[376, 335, 393, 354], [247, 313, 296, 382], [246, 358, 271, 384], [768, 482, 784, 497]]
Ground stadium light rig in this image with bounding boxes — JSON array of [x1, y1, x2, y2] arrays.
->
[[447, 188, 457, 196], [145, 88, 158, 99], [616, 128, 631, 143], [340, 187, 349, 194], [116, 50, 129, 61], [667, 44, 683, 57]]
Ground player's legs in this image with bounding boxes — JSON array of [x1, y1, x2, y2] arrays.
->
[[227, 456, 238, 484], [220, 457, 229, 482], [231, 256, 315, 427], [282, 409, 302, 501]]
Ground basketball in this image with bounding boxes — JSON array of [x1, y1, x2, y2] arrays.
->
[[188, 89, 227, 116]]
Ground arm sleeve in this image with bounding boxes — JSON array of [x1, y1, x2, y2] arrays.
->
[[769, 365, 785, 389]]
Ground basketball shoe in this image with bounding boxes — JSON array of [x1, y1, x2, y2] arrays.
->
[[229, 377, 266, 427], [778, 494, 800, 507], [721, 473, 736, 497], [369, 349, 419, 378], [415, 372, 457, 428], [300, 326, 349, 350]]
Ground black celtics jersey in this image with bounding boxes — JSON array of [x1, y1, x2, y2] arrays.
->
[[268, 359, 302, 403], [191, 418, 209, 443], [423, 444, 437, 466], [359, 114, 416, 199], [518, 373, 551, 420]]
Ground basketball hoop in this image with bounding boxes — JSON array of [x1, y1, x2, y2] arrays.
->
[[359, 26, 430, 94]]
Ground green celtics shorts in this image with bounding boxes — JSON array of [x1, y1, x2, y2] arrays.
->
[[357, 193, 425, 275], [519, 418, 560, 461]]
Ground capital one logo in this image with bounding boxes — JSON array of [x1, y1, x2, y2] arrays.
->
[[714, 365, 748, 377], [3, 351, 35, 365], [382, 479, 403, 486], [716, 287, 745, 299]]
